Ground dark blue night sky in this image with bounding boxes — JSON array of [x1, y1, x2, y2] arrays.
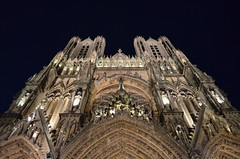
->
[[0, 0, 239, 113]]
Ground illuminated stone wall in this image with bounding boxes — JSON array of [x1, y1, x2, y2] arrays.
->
[[0, 36, 239, 159]]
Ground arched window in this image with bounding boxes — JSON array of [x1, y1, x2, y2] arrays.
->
[[66, 41, 77, 56], [162, 41, 173, 57]]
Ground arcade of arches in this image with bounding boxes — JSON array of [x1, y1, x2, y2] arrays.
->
[[0, 36, 240, 159]]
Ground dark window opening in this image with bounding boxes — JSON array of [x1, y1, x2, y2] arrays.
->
[[150, 45, 162, 58], [77, 44, 89, 59]]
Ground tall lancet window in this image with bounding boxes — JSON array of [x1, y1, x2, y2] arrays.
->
[[162, 42, 173, 57], [165, 40, 174, 52], [140, 41, 145, 51], [95, 42, 100, 51], [66, 41, 77, 56]]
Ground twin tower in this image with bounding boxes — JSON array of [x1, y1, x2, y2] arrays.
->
[[0, 36, 239, 159]]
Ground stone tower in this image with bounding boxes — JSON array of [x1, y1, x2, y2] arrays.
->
[[0, 36, 239, 159]]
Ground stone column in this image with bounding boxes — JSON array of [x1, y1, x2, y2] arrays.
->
[[186, 96, 197, 114], [167, 90, 177, 110], [80, 89, 87, 113], [46, 99, 54, 116], [178, 94, 194, 128], [192, 97, 201, 112], [62, 97, 71, 112], [49, 98, 64, 130]]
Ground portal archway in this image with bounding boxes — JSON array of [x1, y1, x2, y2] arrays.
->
[[200, 134, 240, 159], [61, 115, 188, 159], [0, 136, 43, 159]]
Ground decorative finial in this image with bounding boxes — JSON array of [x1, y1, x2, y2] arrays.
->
[[118, 49, 122, 53]]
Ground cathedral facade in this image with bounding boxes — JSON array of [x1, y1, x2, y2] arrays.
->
[[0, 36, 239, 159]]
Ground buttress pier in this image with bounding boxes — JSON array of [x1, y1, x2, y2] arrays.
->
[[0, 36, 239, 159]]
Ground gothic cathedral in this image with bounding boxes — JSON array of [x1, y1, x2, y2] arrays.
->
[[0, 36, 239, 159]]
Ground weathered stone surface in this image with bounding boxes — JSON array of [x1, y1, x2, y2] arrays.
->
[[0, 36, 239, 159]]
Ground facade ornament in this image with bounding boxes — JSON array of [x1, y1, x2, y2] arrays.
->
[[0, 36, 239, 159], [18, 91, 31, 106], [93, 80, 152, 123], [73, 90, 82, 106], [118, 48, 122, 53], [210, 89, 224, 104]]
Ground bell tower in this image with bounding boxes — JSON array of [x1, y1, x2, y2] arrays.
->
[[0, 36, 239, 159]]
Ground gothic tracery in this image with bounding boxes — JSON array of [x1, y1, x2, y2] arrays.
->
[[0, 36, 239, 159]]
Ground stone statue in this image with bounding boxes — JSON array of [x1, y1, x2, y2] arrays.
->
[[109, 106, 115, 117], [18, 92, 31, 106], [73, 91, 82, 106], [209, 88, 224, 104]]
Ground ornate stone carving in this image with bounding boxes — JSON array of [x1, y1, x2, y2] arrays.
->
[[0, 36, 239, 159]]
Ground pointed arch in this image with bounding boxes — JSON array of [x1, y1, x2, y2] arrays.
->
[[61, 115, 188, 159], [200, 133, 240, 159], [0, 136, 43, 159], [90, 75, 152, 105], [89, 74, 158, 118]]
